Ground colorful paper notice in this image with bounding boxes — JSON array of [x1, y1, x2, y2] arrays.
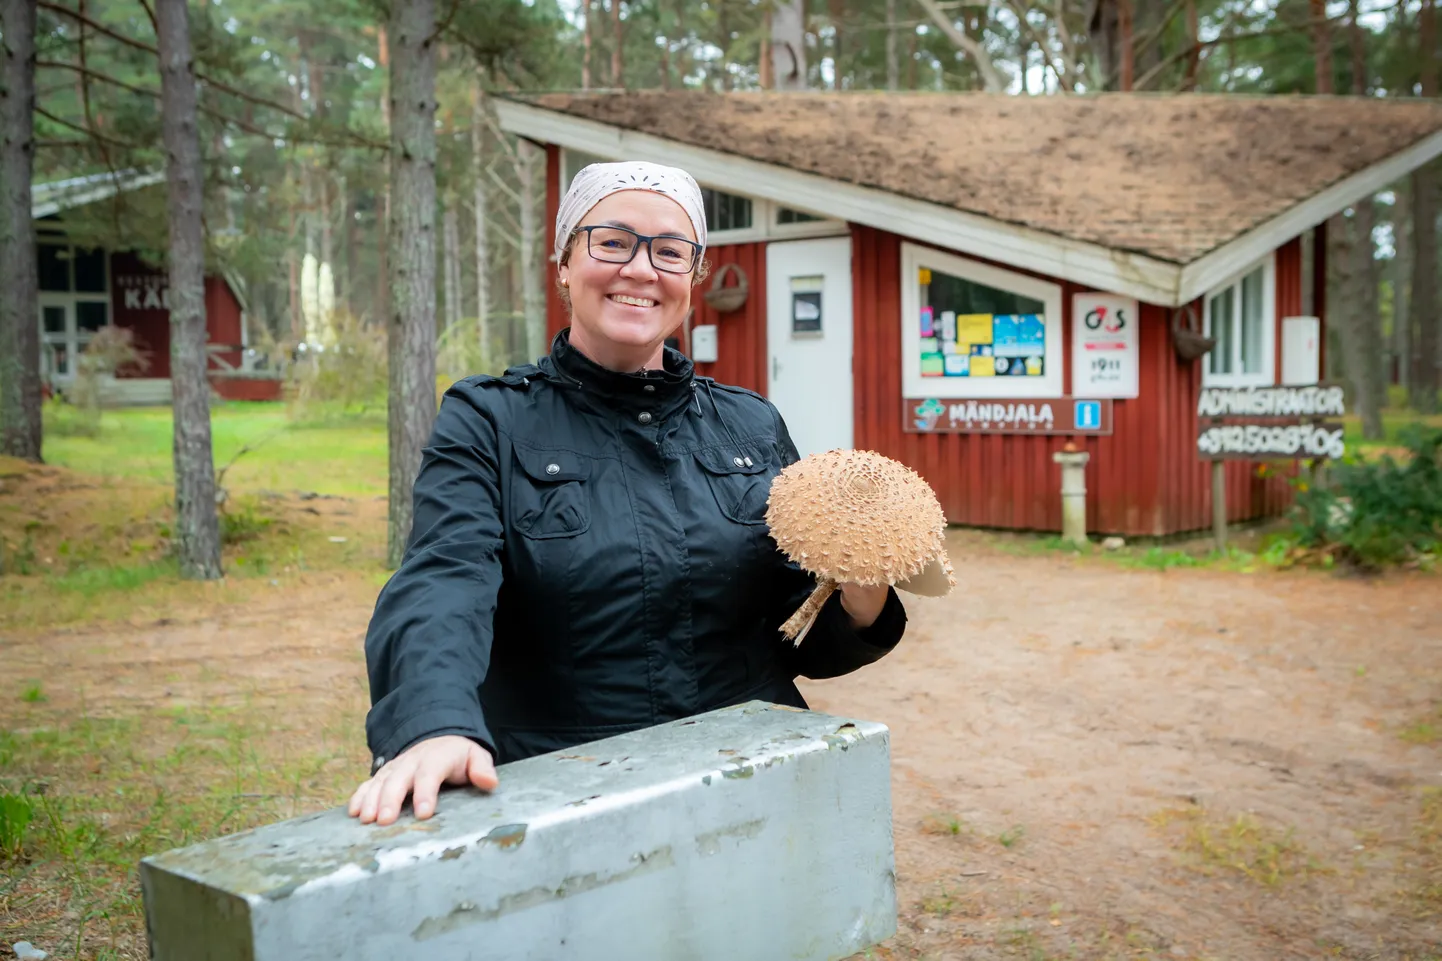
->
[[920, 306, 934, 336], [921, 353, 945, 376], [969, 355, 996, 377], [919, 268, 932, 285], [956, 314, 993, 348]]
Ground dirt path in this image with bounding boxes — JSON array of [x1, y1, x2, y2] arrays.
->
[[5, 532, 1439, 960], [806, 532, 1442, 960]]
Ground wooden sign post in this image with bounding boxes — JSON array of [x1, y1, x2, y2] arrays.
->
[[1195, 385, 1347, 551]]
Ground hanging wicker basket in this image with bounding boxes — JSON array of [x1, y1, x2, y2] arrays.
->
[[702, 263, 750, 314], [1171, 304, 1215, 361]]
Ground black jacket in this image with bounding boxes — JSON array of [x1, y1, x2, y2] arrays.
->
[[363, 329, 908, 769]]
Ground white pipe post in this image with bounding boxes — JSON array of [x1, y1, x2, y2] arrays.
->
[[1053, 444, 1091, 547]]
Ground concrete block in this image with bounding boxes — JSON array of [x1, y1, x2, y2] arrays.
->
[[140, 701, 896, 961]]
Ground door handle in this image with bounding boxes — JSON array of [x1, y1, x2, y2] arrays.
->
[[772, 356, 779, 382]]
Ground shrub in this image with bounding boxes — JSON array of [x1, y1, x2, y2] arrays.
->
[[283, 308, 387, 423], [1288, 425, 1442, 569]]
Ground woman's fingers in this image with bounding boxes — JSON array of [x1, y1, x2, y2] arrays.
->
[[411, 752, 451, 820], [467, 744, 500, 792], [346, 736, 498, 824], [374, 759, 418, 826]]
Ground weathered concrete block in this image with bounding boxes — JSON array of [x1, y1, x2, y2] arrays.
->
[[140, 701, 896, 961]]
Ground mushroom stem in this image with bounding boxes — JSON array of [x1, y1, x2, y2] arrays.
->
[[780, 578, 838, 643]]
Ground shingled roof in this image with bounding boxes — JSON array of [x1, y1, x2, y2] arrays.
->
[[502, 90, 1442, 267]]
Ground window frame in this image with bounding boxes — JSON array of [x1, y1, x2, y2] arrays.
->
[[899, 241, 1065, 399], [1201, 252, 1276, 388]]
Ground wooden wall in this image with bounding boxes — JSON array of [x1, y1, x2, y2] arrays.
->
[[850, 226, 1301, 537]]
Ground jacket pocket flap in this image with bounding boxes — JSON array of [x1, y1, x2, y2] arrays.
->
[[514, 446, 591, 482], [692, 444, 769, 476]]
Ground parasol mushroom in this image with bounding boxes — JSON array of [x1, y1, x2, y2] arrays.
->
[[765, 448, 955, 643]]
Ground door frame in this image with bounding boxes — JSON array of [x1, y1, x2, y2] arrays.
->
[[764, 235, 855, 457]]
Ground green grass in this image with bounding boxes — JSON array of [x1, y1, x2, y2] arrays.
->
[[1343, 387, 1442, 450], [0, 702, 366, 957], [41, 402, 387, 497]]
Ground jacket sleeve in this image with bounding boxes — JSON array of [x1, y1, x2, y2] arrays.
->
[[763, 402, 908, 681], [363, 384, 505, 769]]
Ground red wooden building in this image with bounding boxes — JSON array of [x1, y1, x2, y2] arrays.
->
[[497, 91, 1442, 537], [32, 172, 282, 404]]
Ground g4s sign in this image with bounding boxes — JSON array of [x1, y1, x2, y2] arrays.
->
[[1083, 304, 1127, 334], [1072, 294, 1139, 399]]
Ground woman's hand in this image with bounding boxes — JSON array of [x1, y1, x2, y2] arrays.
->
[[838, 582, 889, 630], [347, 735, 499, 826]]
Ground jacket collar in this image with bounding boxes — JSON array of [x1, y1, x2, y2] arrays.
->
[[542, 328, 696, 419]]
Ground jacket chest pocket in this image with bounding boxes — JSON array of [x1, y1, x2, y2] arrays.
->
[[510, 446, 592, 539], [693, 444, 776, 526]]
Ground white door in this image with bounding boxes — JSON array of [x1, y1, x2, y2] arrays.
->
[[765, 236, 853, 459], [38, 296, 74, 387]]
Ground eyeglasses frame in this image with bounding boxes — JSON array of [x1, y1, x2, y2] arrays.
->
[[570, 224, 703, 275]]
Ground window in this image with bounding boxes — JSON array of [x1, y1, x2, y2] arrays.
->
[[562, 148, 608, 189], [900, 242, 1063, 399], [702, 187, 752, 232], [1203, 256, 1275, 387], [777, 207, 822, 224]]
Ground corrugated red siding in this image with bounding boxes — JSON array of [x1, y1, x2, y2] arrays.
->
[[852, 225, 1305, 537], [689, 242, 768, 393]]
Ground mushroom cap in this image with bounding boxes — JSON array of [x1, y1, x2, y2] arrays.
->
[[765, 448, 950, 588]]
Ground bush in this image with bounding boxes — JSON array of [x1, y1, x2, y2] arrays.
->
[[283, 308, 387, 423], [1288, 425, 1442, 569]]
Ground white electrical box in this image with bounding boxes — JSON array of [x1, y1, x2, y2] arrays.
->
[[1281, 315, 1321, 386], [691, 324, 719, 364]]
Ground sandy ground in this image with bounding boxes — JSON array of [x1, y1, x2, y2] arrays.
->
[[5, 527, 1440, 960]]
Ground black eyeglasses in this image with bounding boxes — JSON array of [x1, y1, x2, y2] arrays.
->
[[573, 225, 702, 274]]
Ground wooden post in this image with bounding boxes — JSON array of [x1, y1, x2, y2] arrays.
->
[[1211, 460, 1227, 551]]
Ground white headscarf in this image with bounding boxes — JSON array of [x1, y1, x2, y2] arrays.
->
[[554, 160, 708, 263]]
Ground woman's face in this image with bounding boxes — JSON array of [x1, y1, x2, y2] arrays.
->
[[559, 190, 698, 369]]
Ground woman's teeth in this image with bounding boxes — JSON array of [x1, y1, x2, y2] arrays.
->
[[609, 295, 656, 308]]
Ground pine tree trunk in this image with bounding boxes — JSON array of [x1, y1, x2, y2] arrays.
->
[[1310, 0, 1332, 93], [443, 202, 459, 333], [517, 138, 546, 362], [611, 0, 625, 89], [582, 0, 593, 89], [886, 0, 898, 90], [1393, 177, 1412, 394], [156, 0, 222, 580], [386, 0, 439, 569], [1410, 161, 1440, 413], [0, 0, 41, 462], [472, 82, 491, 356], [1410, 0, 1439, 413], [1088, 0, 1121, 90]]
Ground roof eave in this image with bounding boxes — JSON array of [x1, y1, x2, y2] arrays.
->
[[1176, 126, 1442, 306], [30, 170, 165, 219], [495, 98, 1185, 306]]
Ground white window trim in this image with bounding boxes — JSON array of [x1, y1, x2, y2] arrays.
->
[[1201, 252, 1276, 388], [900, 241, 1065, 399]]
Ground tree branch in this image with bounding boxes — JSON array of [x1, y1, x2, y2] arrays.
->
[[35, 59, 372, 149], [34, 105, 138, 149], [38, 0, 383, 148], [915, 0, 1006, 92], [1002, 1, 1073, 91]]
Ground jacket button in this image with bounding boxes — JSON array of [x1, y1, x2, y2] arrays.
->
[[733, 457, 745, 467], [638, 412, 652, 425], [643, 384, 656, 393], [546, 463, 560, 475]]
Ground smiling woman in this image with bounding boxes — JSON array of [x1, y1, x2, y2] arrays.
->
[[350, 160, 910, 827]]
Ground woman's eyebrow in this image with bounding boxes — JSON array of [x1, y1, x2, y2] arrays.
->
[[595, 219, 693, 241]]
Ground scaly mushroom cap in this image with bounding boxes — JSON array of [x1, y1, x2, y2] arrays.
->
[[765, 449, 951, 588]]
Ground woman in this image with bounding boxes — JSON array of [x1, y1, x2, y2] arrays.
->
[[349, 161, 908, 827]]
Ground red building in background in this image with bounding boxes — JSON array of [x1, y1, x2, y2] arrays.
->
[[32, 172, 282, 404], [497, 90, 1442, 537]]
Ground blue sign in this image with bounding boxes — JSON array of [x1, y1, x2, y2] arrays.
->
[[1074, 400, 1102, 430]]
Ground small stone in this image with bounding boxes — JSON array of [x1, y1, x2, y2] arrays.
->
[[1102, 536, 1126, 551], [14, 942, 49, 960]]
